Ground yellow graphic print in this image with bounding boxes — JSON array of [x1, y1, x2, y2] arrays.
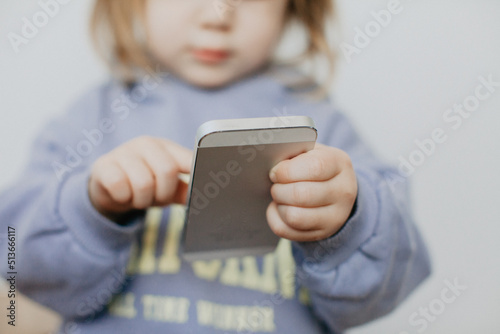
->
[[108, 293, 136, 319], [197, 300, 276, 332], [142, 294, 190, 323], [110, 206, 311, 331]]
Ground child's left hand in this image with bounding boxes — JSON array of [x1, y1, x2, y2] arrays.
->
[[267, 143, 358, 242]]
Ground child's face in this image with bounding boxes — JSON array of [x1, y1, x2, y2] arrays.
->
[[145, 0, 289, 88]]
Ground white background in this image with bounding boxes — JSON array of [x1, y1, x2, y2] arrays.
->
[[1, 0, 499, 333]]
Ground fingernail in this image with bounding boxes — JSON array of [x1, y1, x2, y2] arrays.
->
[[269, 167, 277, 182]]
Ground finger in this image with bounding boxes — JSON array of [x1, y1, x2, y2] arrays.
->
[[158, 139, 194, 174], [171, 177, 190, 205], [269, 144, 345, 184], [277, 203, 337, 231], [328, 169, 358, 209], [93, 160, 132, 204], [266, 202, 328, 242], [115, 154, 156, 209], [270, 179, 335, 208], [134, 140, 183, 205]]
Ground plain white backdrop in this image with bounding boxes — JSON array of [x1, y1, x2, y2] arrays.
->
[[1, 0, 499, 333]]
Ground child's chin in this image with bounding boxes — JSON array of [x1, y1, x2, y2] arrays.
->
[[179, 68, 245, 90], [192, 78, 228, 89]]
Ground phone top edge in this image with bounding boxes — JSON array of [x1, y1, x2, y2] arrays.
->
[[196, 116, 316, 148]]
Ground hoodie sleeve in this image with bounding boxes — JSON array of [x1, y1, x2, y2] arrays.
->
[[291, 107, 431, 333], [0, 83, 143, 320]]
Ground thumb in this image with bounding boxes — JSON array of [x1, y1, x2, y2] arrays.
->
[[171, 174, 190, 205]]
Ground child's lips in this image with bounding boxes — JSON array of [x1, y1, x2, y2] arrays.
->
[[192, 48, 231, 65]]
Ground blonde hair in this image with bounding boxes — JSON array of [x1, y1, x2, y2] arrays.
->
[[91, 0, 336, 95]]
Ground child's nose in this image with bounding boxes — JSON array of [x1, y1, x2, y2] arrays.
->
[[197, 2, 234, 32]]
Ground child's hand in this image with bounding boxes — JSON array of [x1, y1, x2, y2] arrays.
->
[[267, 143, 358, 242], [88, 136, 193, 222]]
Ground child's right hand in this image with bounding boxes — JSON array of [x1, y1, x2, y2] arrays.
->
[[88, 136, 193, 223]]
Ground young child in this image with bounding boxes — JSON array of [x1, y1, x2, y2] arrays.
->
[[1, 0, 431, 333]]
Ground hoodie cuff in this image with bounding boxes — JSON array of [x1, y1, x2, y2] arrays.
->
[[57, 168, 143, 257]]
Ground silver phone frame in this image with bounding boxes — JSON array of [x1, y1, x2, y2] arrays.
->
[[181, 116, 317, 261]]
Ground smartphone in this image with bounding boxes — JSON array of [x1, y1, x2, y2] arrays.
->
[[181, 115, 317, 261]]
